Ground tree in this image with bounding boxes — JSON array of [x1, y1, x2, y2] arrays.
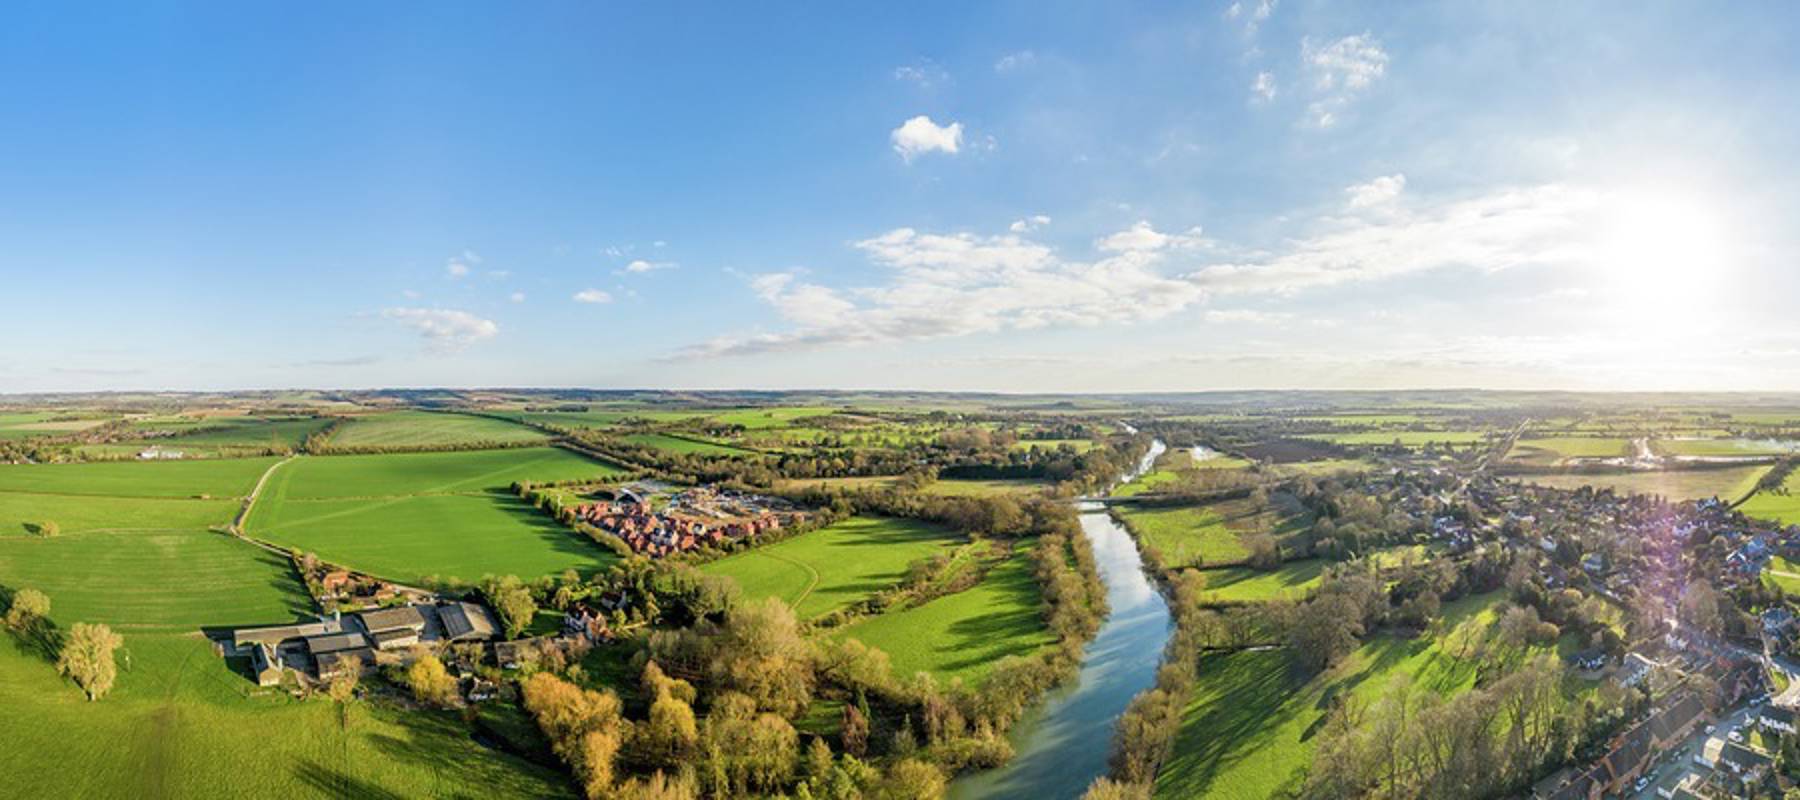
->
[[709, 598, 813, 717], [5, 587, 50, 631], [483, 575, 539, 639], [1247, 534, 1282, 570], [57, 622, 122, 701], [35, 520, 59, 537], [326, 654, 361, 728], [637, 689, 699, 767], [841, 702, 870, 757], [1081, 777, 1150, 800], [874, 759, 945, 800], [406, 651, 457, 707], [1286, 594, 1364, 672], [521, 671, 626, 799]]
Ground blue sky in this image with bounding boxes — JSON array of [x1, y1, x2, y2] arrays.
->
[[6, 1, 1800, 393]]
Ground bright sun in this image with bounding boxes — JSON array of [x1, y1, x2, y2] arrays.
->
[[1591, 189, 1734, 321]]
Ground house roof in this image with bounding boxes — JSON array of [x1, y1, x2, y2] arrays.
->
[[1724, 742, 1772, 769], [1650, 693, 1704, 741], [304, 632, 369, 655], [359, 605, 426, 633], [315, 647, 374, 674], [371, 628, 419, 647], [1763, 705, 1796, 725], [439, 602, 497, 641], [1605, 723, 1652, 779], [233, 621, 333, 648]]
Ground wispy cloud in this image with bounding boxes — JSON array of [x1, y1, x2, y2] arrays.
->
[[1251, 71, 1277, 103], [620, 259, 675, 275], [1345, 173, 1406, 208], [445, 249, 481, 279], [1302, 33, 1388, 127], [893, 60, 950, 88], [383, 308, 498, 351], [994, 50, 1036, 73], [573, 288, 613, 304], [1009, 215, 1051, 233]]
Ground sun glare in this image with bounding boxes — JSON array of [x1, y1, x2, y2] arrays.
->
[[1591, 189, 1734, 320]]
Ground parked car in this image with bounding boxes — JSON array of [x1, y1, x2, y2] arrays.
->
[[1634, 776, 1649, 792], [1729, 729, 1745, 743], [1705, 723, 1717, 734]]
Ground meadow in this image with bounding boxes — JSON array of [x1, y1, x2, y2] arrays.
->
[[1153, 592, 1579, 799], [833, 551, 1055, 685], [0, 456, 274, 498], [1116, 497, 1311, 569], [1521, 465, 1771, 503], [1762, 555, 1800, 595], [1194, 559, 1327, 604], [256, 448, 619, 499], [0, 411, 114, 439], [329, 410, 548, 448], [1653, 437, 1795, 457], [246, 449, 626, 583], [1743, 471, 1800, 526], [1506, 437, 1632, 464], [622, 432, 760, 456], [1303, 430, 1489, 447], [702, 516, 962, 620], [709, 406, 838, 429]]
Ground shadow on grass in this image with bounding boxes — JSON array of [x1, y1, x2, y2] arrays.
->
[[0, 581, 64, 663], [294, 759, 407, 800]]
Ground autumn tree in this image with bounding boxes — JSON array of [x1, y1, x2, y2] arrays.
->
[[406, 650, 457, 707], [327, 654, 361, 728], [58, 622, 122, 701], [522, 671, 628, 800], [482, 575, 539, 639], [5, 587, 50, 631]]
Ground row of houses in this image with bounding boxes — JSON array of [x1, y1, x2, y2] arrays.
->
[[227, 600, 498, 687], [1534, 693, 1707, 800], [573, 491, 783, 558]]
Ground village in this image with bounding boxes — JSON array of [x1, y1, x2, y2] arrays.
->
[[572, 484, 797, 558]]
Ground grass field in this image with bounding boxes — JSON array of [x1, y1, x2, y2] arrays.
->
[[833, 550, 1054, 685], [622, 432, 758, 456], [1153, 592, 1573, 799], [776, 476, 905, 493], [1010, 438, 1097, 452], [1507, 437, 1631, 464], [245, 449, 625, 583], [1303, 430, 1489, 447], [1117, 497, 1311, 569], [0, 411, 115, 439], [709, 406, 837, 429], [1654, 437, 1796, 457], [1762, 555, 1800, 595], [126, 417, 334, 452], [1271, 458, 1377, 477], [329, 411, 547, 448], [258, 448, 619, 499], [0, 457, 274, 498], [1521, 465, 1771, 503], [1744, 468, 1800, 526], [0, 632, 570, 798], [924, 478, 1051, 497], [1195, 559, 1326, 603], [702, 516, 962, 620]]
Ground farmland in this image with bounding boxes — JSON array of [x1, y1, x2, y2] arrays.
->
[[622, 432, 760, 455], [0, 411, 114, 439], [1741, 470, 1800, 525], [329, 411, 547, 448], [1194, 559, 1326, 604], [245, 448, 626, 583], [1505, 437, 1631, 464], [1653, 437, 1796, 457], [0, 456, 273, 498], [1520, 464, 1770, 503], [1152, 592, 1574, 799], [1115, 496, 1313, 569], [702, 516, 963, 620], [832, 550, 1055, 685]]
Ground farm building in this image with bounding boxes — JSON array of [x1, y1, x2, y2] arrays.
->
[[221, 601, 500, 683]]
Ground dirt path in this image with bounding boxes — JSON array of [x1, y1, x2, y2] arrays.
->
[[233, 455, 296, 533]]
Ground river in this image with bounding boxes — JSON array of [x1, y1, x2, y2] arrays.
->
[[948, 440, 1174, 799]]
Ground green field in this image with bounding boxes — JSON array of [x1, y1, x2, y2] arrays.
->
[[1117, 498, 1311, 569], [245, 449, 625, 583], [709, 406, 837, 429], [1507, 437, 1631, 463], [622, 432, 758, 456], [1154, 592, 1573, 799], [1654, 437, 1795, 457], [702, 516, 962, 620], [1521, 465, 1771, 503], [1763, 555, 1800, 595], [0, 457, 274, 498], [1114, 448, 1253, 498], [0, 411, 115, 439], [113, 417, 334, 454], [1304, 430, 1489, 447], [1744, 470, 1800, 526], [329, 411, 547, 448], [0, 632, 569, 798], [833, 551, 1054, 685], [258, 448, 619, 499], [1195, 559, 1326, 603], [924, 478, 1051, 497], [1010, 438, 1097, 452]]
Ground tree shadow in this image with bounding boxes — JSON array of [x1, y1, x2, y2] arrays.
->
[[293, 759, 407, 800], [0, 581, 63, 663]]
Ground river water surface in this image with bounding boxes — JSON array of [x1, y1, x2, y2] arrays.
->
[[948, 440, 1173, 799]]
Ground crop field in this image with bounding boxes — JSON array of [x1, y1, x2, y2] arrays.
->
[[1153, 592, 1578, 800], [329, 411, 547, 448], [0, 411, 115, 439], [1194, 559, 1326, 604], [1302, 430, 1489, 447], [833, 551, 1054, 685], [709, 406, 837, 429], [1507, 437, 1631, 462], [1742, 471, 1800, 526], [0, 492, 240, 536], [1010, 438, 1097, 452], [1653, 437, 1796, 457], [245, 449, 626, 583], [0, 633, 569, 799], [1117, 497, 1312, 569], [0, 456, 274, 498], [257, 448, 619, 499], [83, 417, 336, 458], [702, 516, 962, 620], [1270, 458, 1376, 477], [924, 478, 1052, 497], [622, 432, 759, 455], [1520, 465, 1770, 503]]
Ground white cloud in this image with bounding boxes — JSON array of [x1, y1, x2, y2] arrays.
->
[[383, 308, 498, 351], [1251, 71, 1277, 102], [1346, 173, 1406, 208], [621, 259, 675, 274], [1096, 221, 1210, 253], [994, 50, 1036, 72], [1009, 215, 1052, 233], [891, 115, 964, 162], [509, 291, 526, 303], [678, 183, 1611, 360], [893, 61, 950, 88], [445, 249, 482, 279], [573, 288, 613, 304], [1302, 33, 1388, 127], [1226, 0, 1277, 36]]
